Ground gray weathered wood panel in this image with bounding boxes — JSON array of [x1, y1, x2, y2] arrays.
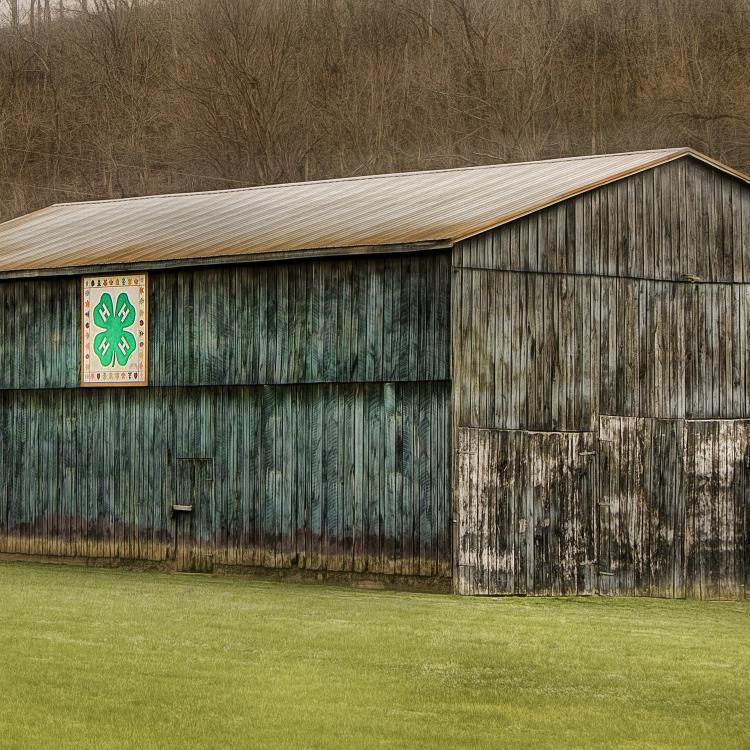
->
[[0, 382, 451, 578], [457, 419, 749, 599], [597, 416, 749, 599], [457, 158, 750, 283], [597, 416, 685, 597], [683, 419, 749, 600], [0, 252, 450, 390], [452, 158, 750, 597], [456, 427, 596, 595], [453, 270, 750, 430]]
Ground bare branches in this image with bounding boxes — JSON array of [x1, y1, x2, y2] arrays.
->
[[0, 0, 749, 221]]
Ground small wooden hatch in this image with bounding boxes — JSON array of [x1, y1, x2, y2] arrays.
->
[[173, 457, 213, 512]]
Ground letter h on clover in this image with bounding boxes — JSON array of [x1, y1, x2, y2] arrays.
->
[[93, 292, 137, 367]]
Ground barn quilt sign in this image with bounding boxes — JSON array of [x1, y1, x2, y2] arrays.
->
[[81, 274, 148, 386]]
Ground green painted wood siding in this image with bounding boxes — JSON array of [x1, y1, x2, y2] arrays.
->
[[0, 277, 79, 389], [0, 382, 451, 577], [156, 253, 450, 386], [457, 158, 750, 282], [0, 252, 449, 390], [0, 251, 451, 579]]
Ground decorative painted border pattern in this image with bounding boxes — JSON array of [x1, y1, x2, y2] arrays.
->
[[81, 274, 148, 387]]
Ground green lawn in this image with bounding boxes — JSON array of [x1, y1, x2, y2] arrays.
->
[[0, 563, 748, 749]]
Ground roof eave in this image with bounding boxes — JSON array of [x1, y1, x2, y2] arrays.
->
[[0, 239, 454, 280]]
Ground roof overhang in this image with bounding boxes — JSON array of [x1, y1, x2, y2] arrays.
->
[[0, 240, 453, 281]]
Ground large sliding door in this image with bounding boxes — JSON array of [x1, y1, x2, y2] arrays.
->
[[455, 427, 596, 595], [456, 418, 750, 598]]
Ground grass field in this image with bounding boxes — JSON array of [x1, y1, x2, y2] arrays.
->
[[0, 563, 748, 749]]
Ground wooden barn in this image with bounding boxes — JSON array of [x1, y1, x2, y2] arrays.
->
[[0, 147, 749, 599]]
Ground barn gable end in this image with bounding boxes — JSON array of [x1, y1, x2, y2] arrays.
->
[[453, 155, 750, 597]]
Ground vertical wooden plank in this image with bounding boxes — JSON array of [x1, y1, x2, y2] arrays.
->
[[455, 428, 474, 594], [365, 384, 382, 573], [341, 383, 355, 572], [740, 177, 750, 283], [416, 384, 433, 577], [309, 384, 323, 571], [550, 275, 562, 429], [383, 381, 397, 575], [352, 384, 366, 573]]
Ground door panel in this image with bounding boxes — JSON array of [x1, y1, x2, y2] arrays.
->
[[596, 416, 684, 597], [684, 420, 749, 599], [174, 457, 214, 572], [456, 427, 596, 595], [597, 416, 749, 599]]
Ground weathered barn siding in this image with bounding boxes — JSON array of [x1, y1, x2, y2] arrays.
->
[[151, 254, 450, 386], [0, 253, 450, 389], [597, 416, 749, 599], [453, 157, 750, 597], [0, 277, 79, 389], [455, 427, 596, 596], [597, 416, 685, 598], [456, 418, 749, 598], [0, 383, 450, 576], [453, 273, 750, 430], [0, 252, 452, 580], [0, 383, 451, 578], [456, 158, 750, 282]]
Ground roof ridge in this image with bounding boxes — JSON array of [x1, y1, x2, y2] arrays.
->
[[49, 148, 688, 209]]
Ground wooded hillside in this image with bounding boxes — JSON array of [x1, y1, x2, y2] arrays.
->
[[1, 0, 748, 222]]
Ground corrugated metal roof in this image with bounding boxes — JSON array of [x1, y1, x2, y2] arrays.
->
[[0, 147, 745, 274]]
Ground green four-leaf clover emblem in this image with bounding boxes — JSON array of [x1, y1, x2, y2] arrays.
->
[[93, 292, 137, 367]]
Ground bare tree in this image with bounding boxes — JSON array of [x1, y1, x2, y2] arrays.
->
[[0, 0, 749, 222], [6, 0, 19, 26]]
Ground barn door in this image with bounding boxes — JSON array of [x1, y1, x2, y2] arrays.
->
[[596, 416, 750, 599], [456, 427, 596, 595], [173, 457, 214, 572], [596, 417, 684, 597], [683, 420, 750, 600]]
